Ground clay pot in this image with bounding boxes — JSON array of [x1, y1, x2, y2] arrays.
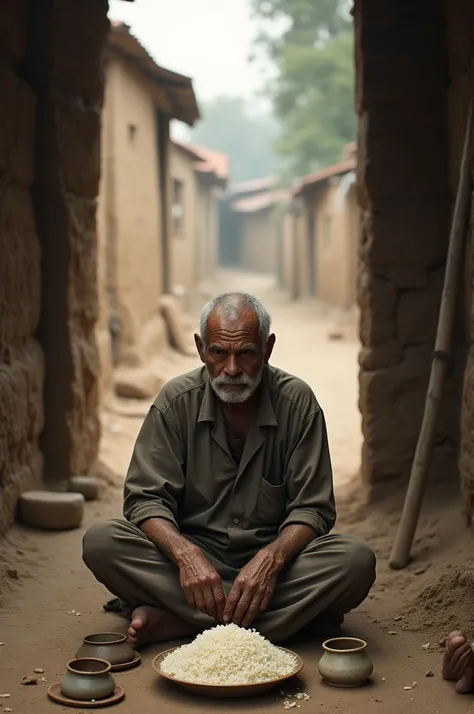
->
[[76, 633, 135, 666], [60, 658, 115, 701], [318, 637, 373, 688]]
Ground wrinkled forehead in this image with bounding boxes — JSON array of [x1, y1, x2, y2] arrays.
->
[[206, 306, 260, 344]]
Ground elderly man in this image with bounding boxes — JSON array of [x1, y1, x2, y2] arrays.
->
[[83, 292, 376, 647]]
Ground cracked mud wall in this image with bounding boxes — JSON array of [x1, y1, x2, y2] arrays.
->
[[449, 0, 474, 522], [31, 0, 107, 480], [0, 0, 107, 535], [0, 1, 44, 534], [354, 0, 466, 488]]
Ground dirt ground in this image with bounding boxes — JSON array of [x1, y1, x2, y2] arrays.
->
[[0, 272, 473, 714]]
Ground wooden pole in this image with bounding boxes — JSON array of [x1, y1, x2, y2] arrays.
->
[[388, 95, 474, 571]]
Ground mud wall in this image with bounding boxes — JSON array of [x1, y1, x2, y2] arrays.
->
[[0, 0, 106, 534], [31, 0, 105, 480], [354, 0, 465, 487], [0, 1, 44, 534], [449, 0, 474, 521]]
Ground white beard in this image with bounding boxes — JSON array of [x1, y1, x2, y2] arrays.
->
[[210, 366, 263, 404]]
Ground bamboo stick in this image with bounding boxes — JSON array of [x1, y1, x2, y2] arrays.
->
[[388, 95, 474, 570]]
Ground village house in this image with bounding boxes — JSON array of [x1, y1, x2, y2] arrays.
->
[[0, 0, 119, 535], [282, 145, 358, 310], [96, 22, 200, 400], [170, 139, 228, 307], [219, 177, 287, 277]]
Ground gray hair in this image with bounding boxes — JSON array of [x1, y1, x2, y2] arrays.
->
[[199, 292, 271, 347]]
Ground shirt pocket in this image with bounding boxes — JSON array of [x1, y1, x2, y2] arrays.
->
[[257, 477, 287, 526]]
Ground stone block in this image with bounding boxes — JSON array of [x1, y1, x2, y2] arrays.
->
[[358, 340, 403, 371], [115, 367, 164, 400], [159, 295, 195, 355], [386, 264, 428, 289], [359, 348, 432, 482], [358, 268, 397, 346], [68, 475, 101, 501], [396, 268, 444, 347], [19, 491, 85, 530], [360, 200, 449, 269]]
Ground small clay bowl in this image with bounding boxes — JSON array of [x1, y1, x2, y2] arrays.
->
[[76, 633, 135, 666], [318, 636, 373, 688], [60, 658, 115, 701]]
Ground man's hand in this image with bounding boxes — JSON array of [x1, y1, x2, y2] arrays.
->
[[223, 549, 282, 628], [178, 549, 226, 622]]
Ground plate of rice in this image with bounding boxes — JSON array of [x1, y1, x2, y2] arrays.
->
[[152, 623, 304, 698]]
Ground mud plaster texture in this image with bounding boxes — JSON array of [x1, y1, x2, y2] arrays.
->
[[0, 273, 472, 714], [355, 0, 471, 490], [0, 0, 44, 536], [0, 0, 108, 534]]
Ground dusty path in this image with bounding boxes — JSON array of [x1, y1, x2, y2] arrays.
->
[[0, 272, 471, 713]]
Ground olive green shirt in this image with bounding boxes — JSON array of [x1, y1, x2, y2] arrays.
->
[[123, 365, 336, 567]]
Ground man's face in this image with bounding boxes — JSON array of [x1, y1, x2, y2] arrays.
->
[[195, 308, 275, 404]]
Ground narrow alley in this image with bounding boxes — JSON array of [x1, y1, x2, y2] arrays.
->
[[0, 273, 470, 714]]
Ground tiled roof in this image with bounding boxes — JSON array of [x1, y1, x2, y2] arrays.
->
[[229, 176, 277, 195], [231, 189, 289, 214], [292, 158, 356, 197], [172, 139, 229, 183], [108, 22, 199, 126]]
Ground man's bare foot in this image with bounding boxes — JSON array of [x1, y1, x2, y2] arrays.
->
[[442, 630, 474, 694], [128, 605, 200, 648]]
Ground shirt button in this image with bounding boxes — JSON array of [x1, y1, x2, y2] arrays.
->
[[233, 517, 240, 525], [235, 487, 240, 494]]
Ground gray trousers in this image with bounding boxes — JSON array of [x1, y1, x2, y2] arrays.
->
[[82, 519, 376, 643]]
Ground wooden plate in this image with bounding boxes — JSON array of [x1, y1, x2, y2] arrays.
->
[[152, 646, 304, 698], [47, 682, 125, 708]]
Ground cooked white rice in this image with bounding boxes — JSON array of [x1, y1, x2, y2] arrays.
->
[[160, 623, 298, 685]]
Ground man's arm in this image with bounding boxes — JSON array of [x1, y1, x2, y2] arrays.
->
[[279, 407, 336, 536], [124, 406, 226, 621], [141, 518, 226, 621], [264, 523, 316, 568], [123, 405, 185, 529]]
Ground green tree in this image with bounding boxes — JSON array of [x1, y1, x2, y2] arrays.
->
[[189, 96, 280, 184], [251, 0, 355, 176]]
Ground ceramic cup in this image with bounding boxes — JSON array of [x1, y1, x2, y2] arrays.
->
[[76, 632, 135, 666], [60, 658, 115, 701], [317, 636, 373, 688]]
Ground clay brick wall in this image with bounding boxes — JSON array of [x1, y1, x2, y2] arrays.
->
[[354, 0, 465, 487], [0, 0, 107, 535], [0, 1, 44, 535], [32, 0, 107, 478]]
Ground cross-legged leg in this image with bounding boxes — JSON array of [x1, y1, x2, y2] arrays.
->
[[253, 533, 376, 642], [82, 519, 234, 647]]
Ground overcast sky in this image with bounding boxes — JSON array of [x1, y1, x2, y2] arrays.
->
[[108, 0, 273, 104]]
